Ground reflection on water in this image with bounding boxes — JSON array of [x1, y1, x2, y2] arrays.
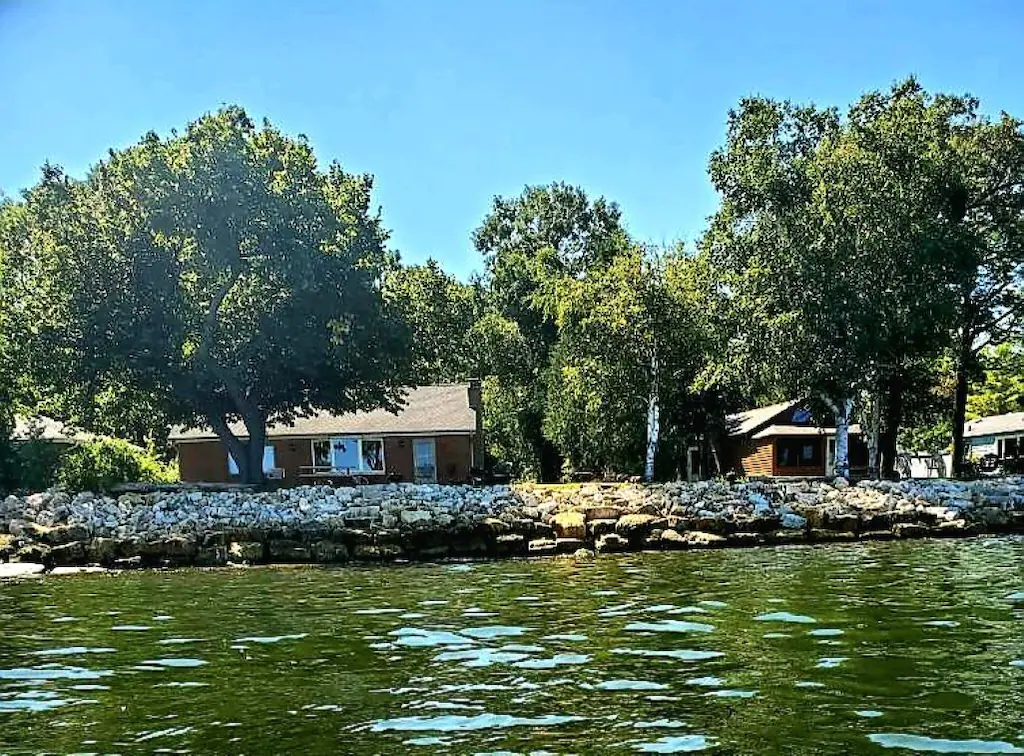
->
[[1, 537, 1023, 754]]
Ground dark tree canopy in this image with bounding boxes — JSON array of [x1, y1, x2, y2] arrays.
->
[[8, 107, 413, 483]]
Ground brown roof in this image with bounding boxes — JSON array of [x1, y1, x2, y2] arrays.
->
[[727, 400, 800, 437], [169, 384, 478, 442]]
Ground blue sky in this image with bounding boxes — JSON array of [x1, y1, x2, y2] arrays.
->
[[2, 0, 1023, 279]]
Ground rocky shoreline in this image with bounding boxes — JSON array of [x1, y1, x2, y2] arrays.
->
[[2, 477, 1024, 575]]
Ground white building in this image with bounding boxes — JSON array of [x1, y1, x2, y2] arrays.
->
[[964, 411, 1024, 461]]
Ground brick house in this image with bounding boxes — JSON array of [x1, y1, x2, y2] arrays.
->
[[722, 399, 868, 478], [170, 382, 484, 485]]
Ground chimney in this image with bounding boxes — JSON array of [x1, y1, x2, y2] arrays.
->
[[467, 379, 484, 470]]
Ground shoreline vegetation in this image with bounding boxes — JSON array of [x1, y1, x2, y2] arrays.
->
[[1, 477, 1023, 576]]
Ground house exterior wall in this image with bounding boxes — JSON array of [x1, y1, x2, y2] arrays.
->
[[176, 434, 475, 484], [734, 438, 774, 477], [177, 441, 232, 483]]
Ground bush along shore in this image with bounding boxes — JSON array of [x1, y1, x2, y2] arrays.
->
[[2, 477, 1024, 574]]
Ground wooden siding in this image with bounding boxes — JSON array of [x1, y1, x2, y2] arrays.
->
[[176, 434, 475, 484], [177, 440, 231, 483], [736, 438, 774, 477]]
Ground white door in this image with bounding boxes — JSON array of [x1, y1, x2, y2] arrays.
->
[[413, 439, 437, 483], [826, 438, 836, 477]]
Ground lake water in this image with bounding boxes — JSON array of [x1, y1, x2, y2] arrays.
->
[[2, 538, 1024, 754]]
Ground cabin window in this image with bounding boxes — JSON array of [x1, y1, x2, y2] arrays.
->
[[791, 407, 812, 424], [310, 437, 386, 473], [227, 445, 276, 476], [312, 439, 331, 467], [776, 438, 820, 468]]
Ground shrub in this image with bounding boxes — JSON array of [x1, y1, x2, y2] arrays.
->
[[58, 437, 178, 493]]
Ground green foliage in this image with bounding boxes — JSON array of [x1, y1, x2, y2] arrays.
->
[[898, 420, 953, 454], [8, 107, 413, 483], [967, 343, 1024, 418], [384, 259, 482, 383], [57, 437, 177, 493]]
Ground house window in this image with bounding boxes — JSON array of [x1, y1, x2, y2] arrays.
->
[[227, 445, 276, 476], [310, 437, 386, 474], [312, 439, 331, 467], [791, 407, 812, 424], [1001, 437, 1020, 459], [776, 438, 820, 468]]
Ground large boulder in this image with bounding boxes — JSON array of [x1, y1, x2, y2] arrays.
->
[[614, 514, 658, 542], [551, 511, 586, 540]]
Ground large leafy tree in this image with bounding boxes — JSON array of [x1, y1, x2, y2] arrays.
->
[[10, 107, 412, 483], [384, 259, 483, 383], [943, 109, 1024, 475], [967, 342, 1024, 418], [542, 246, 719, 478], [474, 182, 630, 480], [705, 80, 973, 478]]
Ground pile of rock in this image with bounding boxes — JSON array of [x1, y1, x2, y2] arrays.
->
[[1, 477, 1022, 571]]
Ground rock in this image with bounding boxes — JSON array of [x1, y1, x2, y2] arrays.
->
[[587, 518, 619, 538], [88, 538, 121, 564], [582, 505, 623, 521], [400, 510, 433, 527], [528, 538, 557, 556], [659, 528, 686, 549], [268, 540, 310, 562], [495, 533, 526, 555], [478, 517, 510, 536], [0, 562, 45, 578], [555, 537, 585, 553], [833, 477, 850, 488], [970, 507, 1009, 529], [229, 540, 266, 561], [781, 513, 807, 530], [550, 511, 586, 540], [614, 514, 658, 541], [50, 541, 87, 565], [726, 532, 761, 548], [893, 523, 930, 539], [573, 548, 595, 561], [311, 540, 348, 563], [825, 513, 859, 533], [595, 533, 627, 553], [14, 543, 51, 564], [683, 531, 726, 548]]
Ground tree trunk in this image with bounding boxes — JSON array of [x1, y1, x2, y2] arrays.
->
[[644, 351, 659, 483], [863, 388, 882, 480], [208, 410, 267, 486], [826, 396, 854, 480], [243, 412, 268, 486], [880, 371, 904, 480], [952, 344, 971, 479]]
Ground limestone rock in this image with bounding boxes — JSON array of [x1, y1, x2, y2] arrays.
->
[[595, 533, 627, 553], [528, 538, 557, 556], [683, 531, 726, 548], [614, 513, 658, 540], [551, 511, 586, 540]]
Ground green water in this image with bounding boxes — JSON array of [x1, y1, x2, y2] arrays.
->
[[2, 538, 1023, 755]]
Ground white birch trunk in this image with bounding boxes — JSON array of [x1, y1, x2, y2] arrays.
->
[[825, 396, 854, 480], [644, 351, 659, 483]]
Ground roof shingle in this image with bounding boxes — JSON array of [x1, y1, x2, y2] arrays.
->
[[168, 384, 477, 442]]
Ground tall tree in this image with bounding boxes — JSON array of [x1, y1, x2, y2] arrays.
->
[[706, 80, 974, 478], [384, 259, 482, 383], [541, 245, 719, 479], [944, 110, 1024, 476], [474, 182, 630, 480], [10, 107, 412, 484]]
